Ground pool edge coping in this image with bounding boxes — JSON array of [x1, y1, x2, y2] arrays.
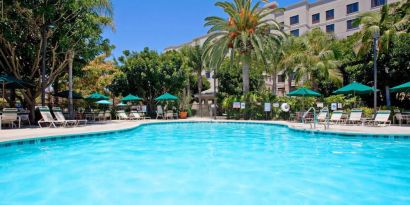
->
[[1, 120, 409, 147]]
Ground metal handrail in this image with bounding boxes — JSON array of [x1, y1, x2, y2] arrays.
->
[[303, 107, 316, 129], [322, 107, 331, 130]]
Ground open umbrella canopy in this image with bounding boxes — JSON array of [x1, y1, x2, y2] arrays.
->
[[155, 92, 178, 101], [121, 94, 143, 102], [85, 92, 109, 101], [53, 90, 83, 99], [0, 73, 34, 89], [117, 102, 127, 107], [390, 81, 410, 93], [96, 100, 112, 105], [333, 82, 377, 95], [287, 87, 321, 97]]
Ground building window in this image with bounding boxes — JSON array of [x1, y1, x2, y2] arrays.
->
[[290, 29, 300, 37], [205, 71, 211, 79], [347, 19, 359, 30], [371, 0, 386, 7], [347, 2, 359, 14], [312, 13, 320, 24], [326, 24, 335, 33], [326, 9, 334, 20], [290, 15, 299, 25], [278, 75, 286, 83]]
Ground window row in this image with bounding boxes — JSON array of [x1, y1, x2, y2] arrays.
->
[[289, 19, 359, 37]]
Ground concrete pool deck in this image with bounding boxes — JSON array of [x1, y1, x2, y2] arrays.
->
[[0, 118, 409, 143]]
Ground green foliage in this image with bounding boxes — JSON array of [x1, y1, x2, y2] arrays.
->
[[323, 95, 359, 109]]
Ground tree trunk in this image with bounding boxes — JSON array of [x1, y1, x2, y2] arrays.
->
[[68, 50, 74, 120], [242, 61, 250, 94], [197, 71, 203, 117], [288, 73, 293, 93], [53, 76, 59, 107], [271, 70, 277, 95]]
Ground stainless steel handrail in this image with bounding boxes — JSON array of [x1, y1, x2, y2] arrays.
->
[[303, 107, 317, 129]]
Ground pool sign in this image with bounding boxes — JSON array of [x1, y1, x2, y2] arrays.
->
[[241, 103, 246, 109], [233, 102, 241, 109], [331, 103, 337, 111], [264, 103, 271, 112]]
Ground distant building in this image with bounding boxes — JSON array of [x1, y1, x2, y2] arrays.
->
[[165, 0, 395, 96]]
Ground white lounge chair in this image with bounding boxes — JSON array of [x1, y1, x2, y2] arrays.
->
[[305, 109, 328, 123], [129, 111, 142, 120], [52, 107, 87, 127], [104, 111, 112, 121], [365, 110, 391, 127], [116, 110, 130, 120], [345, 110, 363, 125], [37, 106, 66, 128], [329, 110, 345, 124], [1, 108, 20, 128], [156, 105, 164, 119]]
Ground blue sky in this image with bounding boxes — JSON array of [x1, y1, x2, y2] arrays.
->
[[103, 0, 305, 58]]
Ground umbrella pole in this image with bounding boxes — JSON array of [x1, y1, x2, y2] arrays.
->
[[2, 82, 4, 107]]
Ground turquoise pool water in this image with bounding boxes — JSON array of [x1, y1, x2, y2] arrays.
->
[[0, 122, 410, 205]]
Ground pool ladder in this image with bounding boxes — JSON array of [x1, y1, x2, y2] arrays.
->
[[303, 107, 331, 130]]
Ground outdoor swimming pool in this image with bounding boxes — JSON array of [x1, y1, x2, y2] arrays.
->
[[0, 122, 409, 205]]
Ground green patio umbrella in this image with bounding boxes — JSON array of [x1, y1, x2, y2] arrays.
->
[[390, 81, 410, 93], [155, 92, 178, 101], [53, 90, 83, 99], [333, 82, 378, 107], [0, 74, 34, 106], [85, 92, 109, 101], [121, 94, 143, 102], [287, 87, 321, 111], [96, 100, 112, 105], [333, 82, 377, 95]]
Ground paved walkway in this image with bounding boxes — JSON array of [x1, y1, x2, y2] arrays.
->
[[0, 119, 409, 143]]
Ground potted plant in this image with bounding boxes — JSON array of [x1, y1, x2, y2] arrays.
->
[[179, 90, 191, 119]]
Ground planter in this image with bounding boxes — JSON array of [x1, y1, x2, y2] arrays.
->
[[179, 111, 188, 119]]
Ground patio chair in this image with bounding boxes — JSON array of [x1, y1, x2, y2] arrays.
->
[[393, 110, 408, 126], [37, 106, 66, 128], [52, 107, 87, 127], [156, 105, 164, 119], [129, 111, 142, 120], [305, 109, 328, 123], [165, 110, 174, 120], [96, 111, 105, 121], [345, 110, 363, 125], [116, 110, 130, 120], [104, 110, 112, 121], [365, 110, 391, 127], [329, 110, 345, 124], [1, 108, 20, 128]]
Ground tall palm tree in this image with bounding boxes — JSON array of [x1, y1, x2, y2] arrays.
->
[[181, 45, 206, 117], [277, 29, 341, 92], [203, 0, 285, 94]]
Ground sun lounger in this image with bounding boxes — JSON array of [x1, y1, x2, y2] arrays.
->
[[329, 110, 345, 124], [1, 108, 20, 128], [37, 106, 66, 128], [305, 109, 328, 123], [104, 111, 112, 121], [156, 106, 164, 119], [52, 107, 87, 127], [116, 110, 130, 120], [365, 110, 391, 127], [129, 111, 142, 120], [345, 110, 363, 125]]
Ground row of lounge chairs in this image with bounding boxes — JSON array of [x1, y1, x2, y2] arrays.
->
[[305, 109, 392, 127], [38, 107, 87, 128], [116, 110, 151, 120]]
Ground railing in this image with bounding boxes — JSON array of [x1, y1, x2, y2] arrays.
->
[[321, 107, 330, 130], [303, 107, 316, 129]]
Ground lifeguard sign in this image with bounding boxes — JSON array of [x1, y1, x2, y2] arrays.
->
[[233, 102, 241, 109]]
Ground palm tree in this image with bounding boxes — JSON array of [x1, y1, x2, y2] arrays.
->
[[277, 29, 341, 92], [203, 0, 285, 94], [181, 45, 206, 117], [354, 0, 409, 56]]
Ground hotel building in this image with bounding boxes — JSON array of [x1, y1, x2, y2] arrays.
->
[[164, 0, 395, 96]]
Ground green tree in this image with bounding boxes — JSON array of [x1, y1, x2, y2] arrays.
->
[[0, 0, 113, 119], [203, 0, 285, 94]]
